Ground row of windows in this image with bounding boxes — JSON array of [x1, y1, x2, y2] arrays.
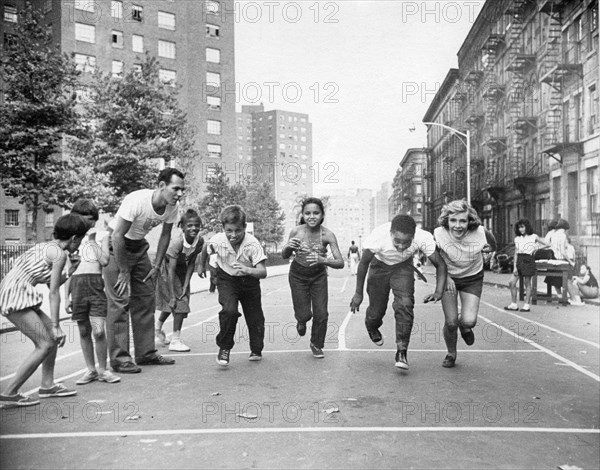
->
[[4, 210, 54, 227], [237, 115, 308, 124]]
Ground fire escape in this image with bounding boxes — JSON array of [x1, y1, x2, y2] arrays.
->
[[538, 0, 584, 161]]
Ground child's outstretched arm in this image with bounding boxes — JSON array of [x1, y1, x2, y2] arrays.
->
[[424, 249, 447, 303], [48, 248, 68, 347], [350, 249, 375, 312]]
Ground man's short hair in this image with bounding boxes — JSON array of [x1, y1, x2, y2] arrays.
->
[[71, 199, 99, 222], [220, 205, 246, 226], [158, 168, 185, 185], [390, 214, 416, 235]]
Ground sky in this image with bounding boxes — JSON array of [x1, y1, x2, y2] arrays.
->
[[234, 0, 485, 194]]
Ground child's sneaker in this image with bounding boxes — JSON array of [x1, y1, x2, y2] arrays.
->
[[39, 383, 77, 398], [169, 338, 191, 352], [76, 369, 99, 385], [98, 371, 121, 383], [155, 329, 170, 346], [248, 352, 262, 361], [0, 393, 39, 407], [310, 343, 324, 359], [216, 348, 230, 367]]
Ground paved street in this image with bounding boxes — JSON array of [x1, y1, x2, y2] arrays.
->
[[1, 265, 599, 469]]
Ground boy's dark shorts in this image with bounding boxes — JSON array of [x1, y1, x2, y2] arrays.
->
[[451, 270, 484, 297], [70, 274, 107, 321]]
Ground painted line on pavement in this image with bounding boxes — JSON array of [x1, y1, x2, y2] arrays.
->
[[340, 277, 349, 293], [483, 300, 600, 349], [337, 310, 353, 351], [2, 426, 598, 440], [479, 314, 600, 382]]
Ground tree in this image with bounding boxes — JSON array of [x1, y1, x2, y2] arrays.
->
[[198, 166, 246, 232], [70, 54, 198, 212], [0, 3, 111, 238], [244, 181, 285, 245]]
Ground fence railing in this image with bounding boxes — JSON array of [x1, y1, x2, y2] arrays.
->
[[0, 244, 34, 281]]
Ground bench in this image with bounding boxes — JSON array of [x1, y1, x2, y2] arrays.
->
[[519, 261, 572, 306]]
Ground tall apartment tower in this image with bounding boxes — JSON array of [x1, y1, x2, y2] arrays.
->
[[1, 0, 236, 242], [236, 104, 313, 236]]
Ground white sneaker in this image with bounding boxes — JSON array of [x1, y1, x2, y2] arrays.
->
[[169, 338, 191, 352], [98, 370, 121, 383], [568, 300, 585, 306]]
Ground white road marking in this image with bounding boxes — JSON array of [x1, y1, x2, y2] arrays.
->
[[165, 349, 543, 357], [483, 300, 600, 349], [337, 311, 354, 351], [340, 277, 349, 293], [1, 426, 598, 440], [479, 314, 600, 382]]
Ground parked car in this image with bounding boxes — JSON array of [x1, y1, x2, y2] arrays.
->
[[493, 243, 516, 273]]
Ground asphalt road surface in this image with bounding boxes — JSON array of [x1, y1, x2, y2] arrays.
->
[[1, 266, 599, 469]]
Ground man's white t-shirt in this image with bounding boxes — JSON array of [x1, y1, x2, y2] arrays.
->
[[116, 189, 178, 240], [363, 222, 436, 265]]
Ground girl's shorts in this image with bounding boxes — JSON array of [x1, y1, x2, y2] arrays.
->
[[451, 270, 484, 297], [516, 254, 536, 277]]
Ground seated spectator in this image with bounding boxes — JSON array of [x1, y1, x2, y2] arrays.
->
[[568, 264, 599, 306]]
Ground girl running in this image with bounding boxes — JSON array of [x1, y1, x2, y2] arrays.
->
[[0, 214, 88, 407], [282, 198, 344, 358], [504, 218, 550, 312], [434, 200, 496, 368], [155, 209, 204, 352]]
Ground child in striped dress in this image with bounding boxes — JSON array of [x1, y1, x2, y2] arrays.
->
[[0, 214, 88, 407]]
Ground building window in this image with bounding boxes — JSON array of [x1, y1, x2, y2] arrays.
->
[[159, 69, 176, 85], [205, 1, 220, 14], [207, 143, 222, 158], [158, 11, 175, 30], [588, 167, 598, 218], [131, 4, 143, 22], [416, 183, 422, 195], [111, 30, 123, 48], [207, 95, 221, 110], [206, 24, 220, 38], [206, 71, 220, 87], [207, 120, 221, 135], [4, 4, 17, 23], [111, 60, 123, 77], [45, 212, 54, 227], [75, 23, 96, 43], [206, 47, 220, 63], [5, 210, 19, 227], [74, 53, 96, 73], [111, 1, 122, 19], [590, 85, 598, 135], [74, 1, 94, 12], [158, 40, 176, 59], [132, 34, 143, 53]]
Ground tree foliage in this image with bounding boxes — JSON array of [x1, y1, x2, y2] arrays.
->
[[0, 2, 112, 235]]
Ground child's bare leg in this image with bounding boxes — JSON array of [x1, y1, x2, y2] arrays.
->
[[3, 309, 55, 395], [77, 319, 97, 372], [172, 313, 185, 339], [524, 276, 532, 306], [441, 292, 459, 358], [508, 273, 519, 304], [39, 312, 59, 389], [91, 317, 108, 372]]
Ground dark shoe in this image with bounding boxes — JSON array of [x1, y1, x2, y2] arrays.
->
[[216, 348, 230, 367], [460, 328, 475, 346], [296, 322, 307, 337], [137, 355, 175, 366], [395, 350, 408, 370], [367, 327, 384, 346], [310, 343, 324, 359], [442, 354, 456, 368], [248, 352, 262, 361], [113, 361, 141, 374]]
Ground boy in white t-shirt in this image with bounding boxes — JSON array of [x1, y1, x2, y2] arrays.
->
[[350, 214, 447, 371], [104, 168, 184, 374]]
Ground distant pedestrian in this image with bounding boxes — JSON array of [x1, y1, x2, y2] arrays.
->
[[434, 200, 497, 368], [67, 199, 120, 386], [200, 205, 268, 367], [282, 197, 344, 358], [350, 214, 447, 371], [155, 209, 204, 352], [568, 264, 599, 305], [0, 214, 88, 407], [348, 241, 360, 275], [504, 218, 550, 313], [105, 168, 184, 373]]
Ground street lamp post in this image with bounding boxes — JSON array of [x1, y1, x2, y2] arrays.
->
[[413, 122, 471, 205]]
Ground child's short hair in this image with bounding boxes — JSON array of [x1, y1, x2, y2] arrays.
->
[[514, 218, 533, 236], [547, 219, 558, 231], [556, 218, 570, 230], [390, 214, 416, 235], [71, 199, 99, 222], [438, 199, 481, 231], [179, 208, 202, 228], [158, 168, 185, 185], [220, 205, 246, 226], [53, 214, 89, 240]]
